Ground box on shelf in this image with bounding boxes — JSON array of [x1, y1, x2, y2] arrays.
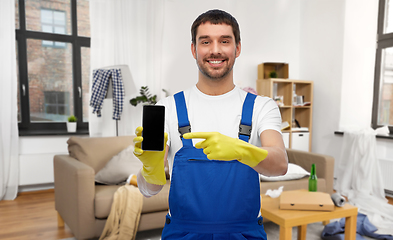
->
[[291, 132, 309, 151], [258, 62, 289, 79]]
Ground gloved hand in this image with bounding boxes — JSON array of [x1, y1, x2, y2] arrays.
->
[[133, 126, 167, 185], [183, 132, 268, 168]]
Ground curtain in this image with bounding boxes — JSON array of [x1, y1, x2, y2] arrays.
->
[[338, 0, 378, 130], [89, 0, 164, 137], [0, 0, 19, 201]]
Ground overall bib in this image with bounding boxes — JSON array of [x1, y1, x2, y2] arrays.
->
[[162, 92, 267, 240]]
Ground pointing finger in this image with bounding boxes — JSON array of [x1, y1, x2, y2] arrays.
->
[[183, 132, 214, 140]]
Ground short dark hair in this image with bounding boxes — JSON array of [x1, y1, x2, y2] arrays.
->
[[191, 9, 241, 45]]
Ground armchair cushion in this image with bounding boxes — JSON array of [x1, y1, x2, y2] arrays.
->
[[95, 145, 142, 185], [95, 182, 170, 219]]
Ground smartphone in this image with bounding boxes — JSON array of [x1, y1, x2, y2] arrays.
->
[[142, 105, 165, 151]]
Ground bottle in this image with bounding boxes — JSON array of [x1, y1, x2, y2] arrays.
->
[[308, 164, 317, 192]]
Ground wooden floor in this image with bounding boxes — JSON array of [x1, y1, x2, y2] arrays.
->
[[0, 190, 73, 240], [0, 190, 392, 240]]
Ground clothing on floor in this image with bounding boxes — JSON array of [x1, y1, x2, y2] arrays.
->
[[321, 213, 393, 240]]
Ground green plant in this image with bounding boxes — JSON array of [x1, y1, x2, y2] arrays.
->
[[269, 71, 278, 78], [130, 86, 157, 106], [162, 89, 170, 98], [67, 115, 78, 122]]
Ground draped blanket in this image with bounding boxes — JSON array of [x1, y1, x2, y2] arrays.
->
[[335, 127, 393, 234], [99, 185, 143, 240]]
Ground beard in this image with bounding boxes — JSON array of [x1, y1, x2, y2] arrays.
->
[[196, 54, 235, 81]]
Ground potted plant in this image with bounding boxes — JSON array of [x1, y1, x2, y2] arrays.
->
[[130, 86, 157, 106], [269, 71, 278, 78], [67, 115, 78, 132]]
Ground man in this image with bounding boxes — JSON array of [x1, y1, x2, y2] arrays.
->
[[133, 9, 288, 239]]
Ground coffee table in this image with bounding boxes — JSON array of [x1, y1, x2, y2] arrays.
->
[[261, 191, 358, 240]]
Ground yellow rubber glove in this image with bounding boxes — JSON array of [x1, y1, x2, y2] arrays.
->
[[133, 126, 167, 185], [183, 132, 268, 168]]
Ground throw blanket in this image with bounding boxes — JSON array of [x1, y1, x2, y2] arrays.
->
[[90, 68, 125, 120], [99, 185, 143, 240]]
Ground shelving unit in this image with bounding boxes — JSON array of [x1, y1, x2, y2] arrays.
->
[[255, 63, 313, 151]]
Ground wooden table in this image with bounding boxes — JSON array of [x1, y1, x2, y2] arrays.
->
[[261, 192, 358, 240]]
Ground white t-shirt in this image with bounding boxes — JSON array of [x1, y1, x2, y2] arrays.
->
[[137, 85, 282, 197], [158, 85, 282, 178]]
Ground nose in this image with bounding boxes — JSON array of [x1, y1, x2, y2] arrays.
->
[[210, 41, 221, 55]]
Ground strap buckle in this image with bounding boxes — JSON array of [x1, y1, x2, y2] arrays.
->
[[179, 125, 191, 139], [239, 123, 252, 137]]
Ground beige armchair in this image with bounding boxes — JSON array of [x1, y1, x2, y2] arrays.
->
[[54, 136, 170, 240]]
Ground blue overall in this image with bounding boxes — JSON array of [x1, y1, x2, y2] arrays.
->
[[161, 92, 267, 240]]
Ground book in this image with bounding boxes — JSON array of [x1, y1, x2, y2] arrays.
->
[[281, 121, 290, 130]]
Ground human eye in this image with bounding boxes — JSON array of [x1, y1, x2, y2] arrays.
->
[[221, 38, 231, 44], [221, 36, 233, 44]]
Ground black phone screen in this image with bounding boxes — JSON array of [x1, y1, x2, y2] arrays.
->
[[142, 105, 165, 151]]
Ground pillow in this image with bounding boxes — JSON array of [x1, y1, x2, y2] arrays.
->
[[95, 145, 143, 185], [67, 136, 134, 173], [260, 163, 310, 182]]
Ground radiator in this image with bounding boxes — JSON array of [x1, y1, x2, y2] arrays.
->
[[379, 159, 393, 193]]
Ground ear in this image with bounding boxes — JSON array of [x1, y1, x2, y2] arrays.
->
[[235, 41, 241, 58], [191, 42, 197, 60]]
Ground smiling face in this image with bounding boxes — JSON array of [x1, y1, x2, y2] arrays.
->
[[191, 22, 241, 82]]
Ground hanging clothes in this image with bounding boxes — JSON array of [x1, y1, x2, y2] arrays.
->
[[90, 68, 125, 120]]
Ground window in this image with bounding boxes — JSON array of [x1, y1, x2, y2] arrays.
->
[[41, 9, 67, 47], [373, 0, 393, 128], [44, 91, 71, 118], [16, 0, 90, 134]]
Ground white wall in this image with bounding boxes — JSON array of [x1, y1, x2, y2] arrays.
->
[[339, 0, 378, 130], [18, 136, 69, 191], [161, 0, 301, 94], [298, 0, 345, 162]]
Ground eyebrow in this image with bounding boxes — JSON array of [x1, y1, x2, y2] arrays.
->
[[198, 35, 233, 41]]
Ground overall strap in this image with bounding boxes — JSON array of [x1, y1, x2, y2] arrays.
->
[[173, 92, 193, 146], [239, 93, 257, 143]]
